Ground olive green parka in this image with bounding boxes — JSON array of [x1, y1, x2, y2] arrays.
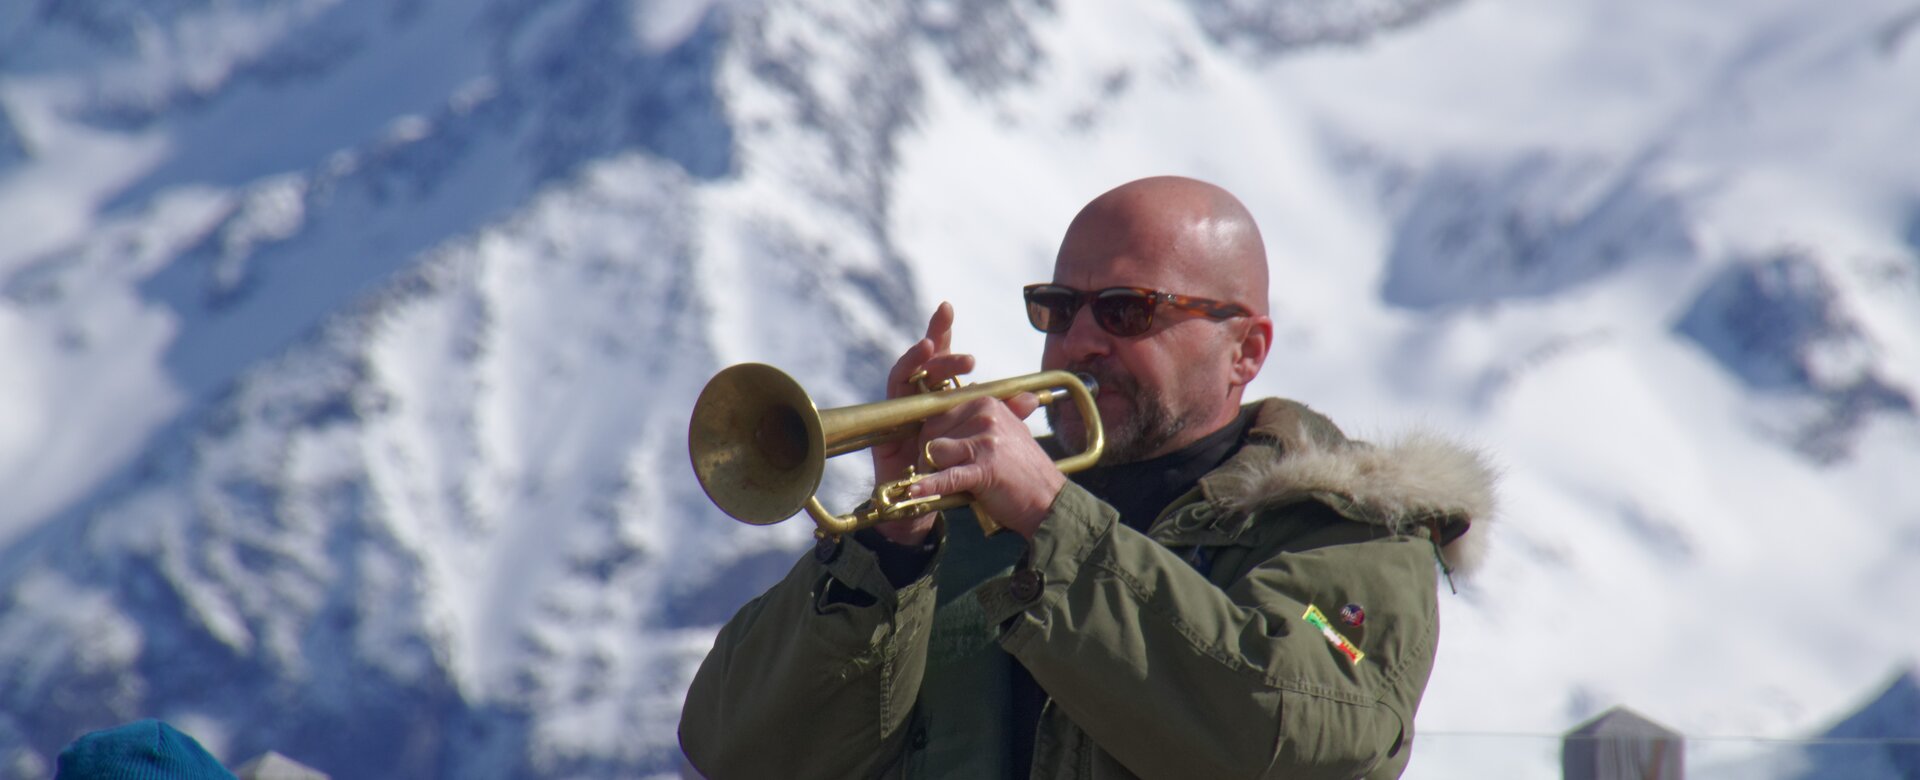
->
[[680, 398, 1497, 779]]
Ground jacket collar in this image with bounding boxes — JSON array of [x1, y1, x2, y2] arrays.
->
[[1149, 398, 1499, 577]]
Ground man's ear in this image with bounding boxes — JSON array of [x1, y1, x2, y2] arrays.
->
[[1229, 315, 1272, 386]]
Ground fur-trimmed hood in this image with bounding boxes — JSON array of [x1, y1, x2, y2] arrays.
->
[[1203, 399, 1499, 577]]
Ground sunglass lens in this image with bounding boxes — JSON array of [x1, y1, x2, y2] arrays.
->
[[1025, 287, 1080, 333], [1094, 290, 1155, 336]]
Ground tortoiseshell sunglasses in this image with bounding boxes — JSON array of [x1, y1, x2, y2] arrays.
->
[[1022, 284, 1252, 338]]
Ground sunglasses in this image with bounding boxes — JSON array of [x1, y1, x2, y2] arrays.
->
[[1023, 284, 1252, 338]]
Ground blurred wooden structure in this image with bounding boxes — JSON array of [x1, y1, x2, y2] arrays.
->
[[1562, 706, 1684, 779], [234, 751, 330, 780]]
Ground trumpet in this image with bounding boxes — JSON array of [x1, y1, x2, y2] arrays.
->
[[688, 363, 1104, 538]]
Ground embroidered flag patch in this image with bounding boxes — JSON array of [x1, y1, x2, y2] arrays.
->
[[1304, 604, 1366, 665]]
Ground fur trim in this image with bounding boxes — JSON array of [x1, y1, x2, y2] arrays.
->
[[1210, 429, 1499, 577]]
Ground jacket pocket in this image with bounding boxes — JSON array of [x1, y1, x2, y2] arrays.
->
[[1271, 689, 1399, 780]]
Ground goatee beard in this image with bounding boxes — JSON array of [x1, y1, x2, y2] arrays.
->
[[1046, 362, 1189, 466]]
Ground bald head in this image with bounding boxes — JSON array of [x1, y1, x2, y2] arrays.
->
[[1042, 176, 1275, 464], [1057, 176, 1268, 315]]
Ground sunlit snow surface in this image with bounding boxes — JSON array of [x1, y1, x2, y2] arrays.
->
[[2, 0, 1918, 777]]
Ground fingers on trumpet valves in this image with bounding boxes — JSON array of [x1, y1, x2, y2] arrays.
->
[[893, 353, 972, 397], [909, 368, 961, 395], [921, 437, 974, 473]]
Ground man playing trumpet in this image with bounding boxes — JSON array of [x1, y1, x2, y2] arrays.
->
[[681, 175, 1496, 779]]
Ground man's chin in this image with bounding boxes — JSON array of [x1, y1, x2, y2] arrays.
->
[[1095, 392, 1132, 419], [1050, 407, 1127, 454], [1050, 419, 1089, 453]]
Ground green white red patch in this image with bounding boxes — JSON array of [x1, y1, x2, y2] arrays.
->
[[1304, 604, 1365, 665]]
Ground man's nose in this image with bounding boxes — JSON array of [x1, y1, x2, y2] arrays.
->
[[1056, 302, 1111, 360]]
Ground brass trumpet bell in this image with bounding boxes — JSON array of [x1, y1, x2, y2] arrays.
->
[[687, 363, 826, 526]]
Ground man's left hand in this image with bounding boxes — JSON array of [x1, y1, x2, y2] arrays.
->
[[909, 393, 1066, 539]]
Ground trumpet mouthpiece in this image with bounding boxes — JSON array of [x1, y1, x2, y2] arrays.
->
[[1075, 372, 1099, 397]]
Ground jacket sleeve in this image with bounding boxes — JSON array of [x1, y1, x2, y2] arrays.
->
[[679, 532, 940, 779], [978, 484, 1438, 780]]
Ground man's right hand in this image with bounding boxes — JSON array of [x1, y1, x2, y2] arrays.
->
[[870, 301, 974, 547]]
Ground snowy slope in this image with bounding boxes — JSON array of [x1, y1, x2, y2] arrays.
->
[[2, 0, 1918, 777]]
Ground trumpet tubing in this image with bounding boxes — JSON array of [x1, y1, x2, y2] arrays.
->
[[688, 363, 1104, 537]]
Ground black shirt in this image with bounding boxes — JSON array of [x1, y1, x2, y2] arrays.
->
[[1066, 405, 1256, 533]]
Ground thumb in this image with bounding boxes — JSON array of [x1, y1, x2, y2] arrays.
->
[[1004, 392, 1041, 419]]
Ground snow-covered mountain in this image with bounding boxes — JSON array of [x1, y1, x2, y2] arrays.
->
[[2, 0, 1917, 777]]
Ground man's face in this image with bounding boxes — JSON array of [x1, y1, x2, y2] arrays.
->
[[1041, 239, 1241, 465]]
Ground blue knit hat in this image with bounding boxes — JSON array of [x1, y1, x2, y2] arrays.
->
[[54, 720, 239, 780]]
